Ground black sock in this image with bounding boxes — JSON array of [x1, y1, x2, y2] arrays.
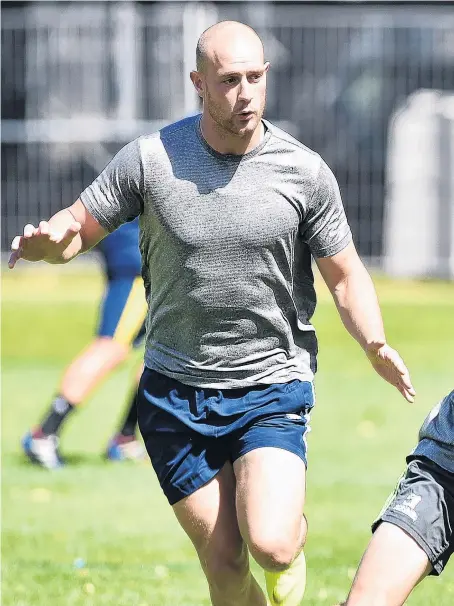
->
[[118, 391, 138, 437], [39, 395, 76, 436]]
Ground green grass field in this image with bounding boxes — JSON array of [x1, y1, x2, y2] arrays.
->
[[2, 264, 453, 605]]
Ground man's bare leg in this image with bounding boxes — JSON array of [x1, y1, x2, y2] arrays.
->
[[234, 447, 308, 606], [344, 522, 432, 606]]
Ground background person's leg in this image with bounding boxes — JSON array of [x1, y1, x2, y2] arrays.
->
[[23, 273, 148, 468], [104, 301, 147, 460], [345, 522, 432, 606], [173, 463, 267, 606], [106, 363, 146, 461], [61, 273, 145, 404], [59, 337, 130, 403], [23, 337, 130, 469]]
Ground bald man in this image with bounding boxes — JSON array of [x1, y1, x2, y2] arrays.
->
[[9, 21, 415, 606]]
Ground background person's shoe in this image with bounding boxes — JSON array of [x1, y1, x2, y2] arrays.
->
[[105, 434, 146, 462], [22, 431, 63, 469]]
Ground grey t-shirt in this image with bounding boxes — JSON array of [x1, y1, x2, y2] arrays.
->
[[410, 390, 454, 473], [80, 115, 351, 388]]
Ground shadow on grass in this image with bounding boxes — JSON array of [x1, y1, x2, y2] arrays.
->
[[5, 451, 107, 468]]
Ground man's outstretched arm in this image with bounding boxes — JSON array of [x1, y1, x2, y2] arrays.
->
[[316, 241, 415, 403], [8, 199, 107, 268]]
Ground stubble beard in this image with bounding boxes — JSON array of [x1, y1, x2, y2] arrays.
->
[[206, 90, 266, 139]]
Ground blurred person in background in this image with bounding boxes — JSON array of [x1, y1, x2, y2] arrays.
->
[[22, 219, 147, 469], [340, 389, 453, 606], [9, 20, 415, 606]]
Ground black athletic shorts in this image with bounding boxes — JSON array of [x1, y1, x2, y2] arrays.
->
[[372, 457, 454, 575]]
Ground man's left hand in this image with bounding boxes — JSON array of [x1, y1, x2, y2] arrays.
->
[[366, 344, 416, 403]]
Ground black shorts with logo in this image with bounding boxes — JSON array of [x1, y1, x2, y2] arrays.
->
[[372, 457, 454, 575]]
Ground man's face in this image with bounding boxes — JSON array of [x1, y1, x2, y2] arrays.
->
[[201, 45, 269, 137]]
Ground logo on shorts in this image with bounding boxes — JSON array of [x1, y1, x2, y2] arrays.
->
[[285, 413, 301, 421], [392, 491, 422, 522]]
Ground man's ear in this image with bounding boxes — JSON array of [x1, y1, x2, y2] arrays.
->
[[190, 71, 204, 98]]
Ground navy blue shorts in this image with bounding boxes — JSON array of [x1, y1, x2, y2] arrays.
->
[[137, 368, 315, 505], [97, 276, 147, 348]]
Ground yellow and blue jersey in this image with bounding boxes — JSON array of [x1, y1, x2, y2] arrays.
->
[[95, 219, 147, 348], [96, 218, 142, 278]]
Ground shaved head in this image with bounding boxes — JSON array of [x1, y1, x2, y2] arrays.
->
[[191, 20, 269, 154], [196, 21, 264, 73]]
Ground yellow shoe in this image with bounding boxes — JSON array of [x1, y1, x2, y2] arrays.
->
[[265, 550, 306, 606]]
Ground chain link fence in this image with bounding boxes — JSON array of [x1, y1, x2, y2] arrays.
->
[[2, 1, 454, 270]]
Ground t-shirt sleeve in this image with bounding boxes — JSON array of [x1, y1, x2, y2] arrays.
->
[[418, 393, 454, 446], [79, 139, 143, 232], [300, 159, 352, 258]]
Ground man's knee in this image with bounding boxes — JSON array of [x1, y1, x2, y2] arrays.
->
[[247, 515, 307, 572], [248, 534, 301, 572]]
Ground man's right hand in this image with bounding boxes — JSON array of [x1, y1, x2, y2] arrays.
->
[[8, 220, 82, 269]]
